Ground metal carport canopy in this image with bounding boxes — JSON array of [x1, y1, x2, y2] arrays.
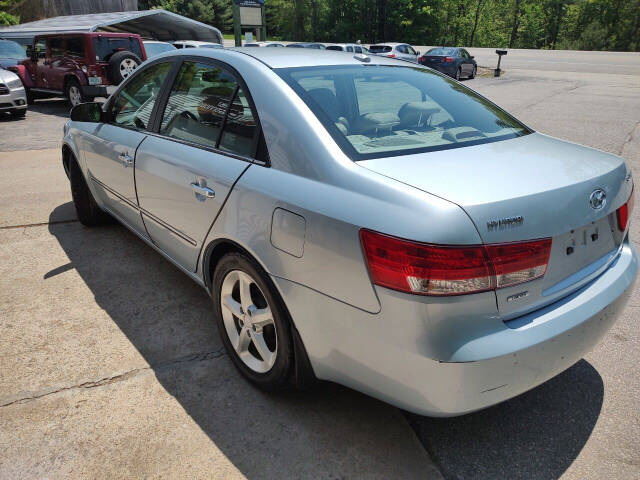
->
[[0, 9, 223, 44]]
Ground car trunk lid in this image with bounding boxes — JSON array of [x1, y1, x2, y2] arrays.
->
[[359, 133, 632, 317]]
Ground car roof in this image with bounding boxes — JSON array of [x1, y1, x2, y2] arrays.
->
[[370, 42, 405, 46], [154, 47, 413, 69], [33, 32, 139, 39]]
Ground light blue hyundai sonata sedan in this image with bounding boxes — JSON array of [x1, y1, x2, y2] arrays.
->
[[62, 48, 637, 416]]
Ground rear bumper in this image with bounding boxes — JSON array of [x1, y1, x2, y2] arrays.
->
[[423, 64, 457, 76], [0, 86, 27, 111], [275, 241, 638, 417]]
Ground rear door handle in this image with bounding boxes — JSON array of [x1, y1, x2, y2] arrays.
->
[[119, 151, 133, 168], [191, 182, 215, 199]]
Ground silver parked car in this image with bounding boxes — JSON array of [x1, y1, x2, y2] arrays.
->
[[63, 48, 637, 416], [0, 67, 27, 118], [369, 42, 420, 62]]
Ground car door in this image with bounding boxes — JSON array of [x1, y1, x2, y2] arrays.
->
[[81, 60, 174, 235], [135, 59, 257, 271], [459, 49, 472, 75], [406, 45, 419, 63], [47, 37, 67, 91]]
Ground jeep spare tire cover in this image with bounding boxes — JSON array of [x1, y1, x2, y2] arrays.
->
[[108, 51, 142, 84]]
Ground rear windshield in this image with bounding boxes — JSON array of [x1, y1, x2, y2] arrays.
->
[[427, 47, 457, 56], [277, 65, 531, 161], [369, 45, 392, 53], [0, 40, 26, 59], [93, 37, 143, 62]]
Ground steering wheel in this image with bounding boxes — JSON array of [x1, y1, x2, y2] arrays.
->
[[180, 111, 198, 122]]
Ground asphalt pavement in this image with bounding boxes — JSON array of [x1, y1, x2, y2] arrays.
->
[[1, 47, 639, 479]]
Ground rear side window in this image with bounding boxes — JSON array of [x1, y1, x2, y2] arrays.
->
[[218, 87, 258, 157], [93, 37, 143, 62], [369, 45, 391, 53], [111, 62, 172, 130], [49, 38, 64, 57], [67, 37, 84, 58], [326, 45, 342, 51], [160, 62, 237, 149]]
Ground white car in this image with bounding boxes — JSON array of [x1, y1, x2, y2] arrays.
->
[[368, 43, 420, 63], [0, 68, 27, 118], [173, 40, 223, 49], [326, 43, 369, 54], [244, 42, 285, 48]]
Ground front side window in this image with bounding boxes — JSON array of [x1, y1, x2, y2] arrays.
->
[[160, 62, 237, 148], [278, 65, 531, 160], [111, 62, 172, 129]]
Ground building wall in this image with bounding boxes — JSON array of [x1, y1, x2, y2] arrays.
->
[[18, 0, 139, 23]]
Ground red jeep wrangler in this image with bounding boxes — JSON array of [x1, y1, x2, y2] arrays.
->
[[10, 32, 147, 106]]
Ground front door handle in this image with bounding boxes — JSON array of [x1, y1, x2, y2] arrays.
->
[[119, 151, 133, 168], [191, 182, 215, 200]]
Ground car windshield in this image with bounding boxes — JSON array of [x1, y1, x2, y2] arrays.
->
[[369, 45, 392, 53], [427, 47, 457, 56], [144, 42, 176, 57], [278, 64, 531, 160], [0, 40, 27, 59], [93, 37, 143, 61]]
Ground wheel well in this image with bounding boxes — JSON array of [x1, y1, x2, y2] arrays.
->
[[63, 75, 79, 93], [204, 238, 318, 388], [62, 144, 74, 179]]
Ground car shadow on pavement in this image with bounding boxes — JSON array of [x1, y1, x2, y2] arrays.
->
[[29, 98, 71, 118], [46, 204, 435, 479], [407, 359, 604, 480]]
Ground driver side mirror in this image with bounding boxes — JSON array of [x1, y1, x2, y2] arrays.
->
[[70, 102, 104, 123], [470, 55, 475, 59]]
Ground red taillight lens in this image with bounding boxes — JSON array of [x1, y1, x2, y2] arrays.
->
[[418, 56, 425, 63], [616, 188, 634, 231], [444, 56, 455, 63], [485, 239, 552, 288], [360, 230, 552, 296], [387, 53, 396, 58]]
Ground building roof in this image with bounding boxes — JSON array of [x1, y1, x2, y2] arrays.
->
[[0, 10, 222, 44]]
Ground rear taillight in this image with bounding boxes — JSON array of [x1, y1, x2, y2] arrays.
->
[[616, 187, 634, 231], [444, 56, 454, 63], [387, 53, 396, 58], [418, 56, 425, 63], [360, 230, 552, 296]]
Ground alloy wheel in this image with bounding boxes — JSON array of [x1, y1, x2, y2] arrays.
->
[[120, 58, 138, 79], [68, 85, 82, 106], [220, 270, 277, 373]]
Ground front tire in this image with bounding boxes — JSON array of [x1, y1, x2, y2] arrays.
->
[[212, 252, 294, 390], [69, 157, 110, 226], [10, 109, 26, 118], [65, 79, 87, 107]]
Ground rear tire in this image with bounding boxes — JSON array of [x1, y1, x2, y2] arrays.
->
[[455, 67, 461, 81], [69, 156, 110, 226], [470, 66, 477, 79], [212, 252, 294, 391]]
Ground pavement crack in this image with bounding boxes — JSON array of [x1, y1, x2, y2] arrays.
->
[[0, 219, 78, 230], [619, 120, 640, 156], [0, 348, 226, 408], [521, 81, 581, 111]]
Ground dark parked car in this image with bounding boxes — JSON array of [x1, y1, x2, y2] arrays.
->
[[286, 43, 326, 49], [0, 39, 27, 68], [418, 47, 477, 80], [9, 32, 147, 106]]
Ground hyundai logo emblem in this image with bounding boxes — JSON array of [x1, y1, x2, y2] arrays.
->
[[589, 189, 606, 210]]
